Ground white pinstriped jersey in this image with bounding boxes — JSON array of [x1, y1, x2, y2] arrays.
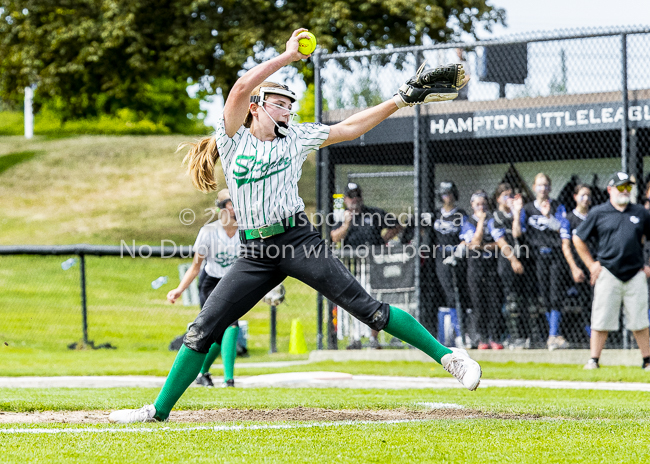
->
[[215, 115, 330, 229], [193, 221, 240, 278]]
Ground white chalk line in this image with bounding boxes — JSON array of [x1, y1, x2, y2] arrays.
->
[[417, 402, 464, 409], [0, 419, 433, 435]]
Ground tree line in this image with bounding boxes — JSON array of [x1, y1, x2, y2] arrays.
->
[[0, 0, 504, 133]]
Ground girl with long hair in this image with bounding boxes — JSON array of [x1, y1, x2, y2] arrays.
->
[[109, 29, 480, 423], [515, 173, 572, 350]]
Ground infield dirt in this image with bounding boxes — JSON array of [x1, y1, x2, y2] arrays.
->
[[0, 407, 541, 424]]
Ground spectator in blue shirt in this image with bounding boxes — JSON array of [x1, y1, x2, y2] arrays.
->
[[460, 190, 504, 349], [515, 173, 572, 350], [490, 183, 529, 348], [563, 184, 595, 345]]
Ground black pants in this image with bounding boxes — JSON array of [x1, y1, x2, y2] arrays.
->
[[466, 256, 502, 343], [435, 252, 470, 308], [198, 270, 238, 344], [562, 263, 592, 344], [184, 213, 390, 353], [497, 255, 533, 340], [534, 250, 568, 310], [436, 254, 457, 309]]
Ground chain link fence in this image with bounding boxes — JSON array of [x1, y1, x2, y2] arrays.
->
[[315, 27, 650, 351], [0, 246, 317, 354], [4, 28, 650, 357]]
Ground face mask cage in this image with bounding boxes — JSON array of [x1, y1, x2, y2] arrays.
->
[[250, 87, 297, 138], [262, 100, 297, 124]]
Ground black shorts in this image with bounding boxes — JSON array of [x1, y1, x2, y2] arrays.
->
[[184, 212, 390, 353]]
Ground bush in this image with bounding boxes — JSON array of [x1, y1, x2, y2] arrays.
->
[[0, 107, 209, 136], [0, 111, 25, 136]]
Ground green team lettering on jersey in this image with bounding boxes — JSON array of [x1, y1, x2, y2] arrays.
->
[[214, 251, 237, 268], [232, 153, 292, 188], [216, 117, 331, 229]]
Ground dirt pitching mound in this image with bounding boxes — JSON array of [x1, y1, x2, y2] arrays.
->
[[0, 407, 538, 424]]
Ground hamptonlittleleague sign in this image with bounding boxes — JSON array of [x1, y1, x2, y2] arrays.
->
[[429, 100, 650, 139]]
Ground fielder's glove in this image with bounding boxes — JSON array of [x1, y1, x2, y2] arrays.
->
[[443, 255, 458, 267], [262, 283, 286, 306], [393, 62, 469, 109], [443, 244, 466, 267]]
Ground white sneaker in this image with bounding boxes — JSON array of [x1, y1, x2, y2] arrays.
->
[[441, 348, 482, 391], [547, 335, 569, 351], [583, 359, 600, 370], [108, 404, 158, 423]]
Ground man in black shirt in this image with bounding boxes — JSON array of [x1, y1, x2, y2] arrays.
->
[[331, 183, 400, 248], [331, 182, 401, 348], [574, 172, 650, 370]]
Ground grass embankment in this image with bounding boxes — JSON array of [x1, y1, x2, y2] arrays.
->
[[0, 135, 320, 367], [0, 135, 318, 244]]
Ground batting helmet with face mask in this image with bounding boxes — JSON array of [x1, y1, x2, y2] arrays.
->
[[250, 85, 297, 138], [438, 181, 459, 201]]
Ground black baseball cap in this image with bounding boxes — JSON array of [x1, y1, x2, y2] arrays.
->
[[344, 182, 362, 198], [607, 171, 635, 187]]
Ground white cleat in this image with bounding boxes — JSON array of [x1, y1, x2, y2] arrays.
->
[[441, 348, 482, 391], [108, 404, 158, 424]]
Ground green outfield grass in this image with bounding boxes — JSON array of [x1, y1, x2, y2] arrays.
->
[[2, 386, 650, 418], [3, 419, 650, 464], [3, 254, 650, 381], [0, 253, 319, 371], [2, 387, 650, 463], [4, 350, 650, 384]]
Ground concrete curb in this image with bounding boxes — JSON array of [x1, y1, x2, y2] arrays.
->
[[308, 349, 644, 366]]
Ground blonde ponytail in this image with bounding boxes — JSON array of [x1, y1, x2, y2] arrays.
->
[[178, 136, 220, 193]]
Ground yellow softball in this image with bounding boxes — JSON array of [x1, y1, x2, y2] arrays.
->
[[298, 32, 317, 56]]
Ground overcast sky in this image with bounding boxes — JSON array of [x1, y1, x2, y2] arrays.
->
[[482, 0, 650, 37], [202, 1, 650, 126]]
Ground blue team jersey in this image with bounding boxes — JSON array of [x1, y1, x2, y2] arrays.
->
[[461, 214, 496, 258], [519, 199, 571, 249], [433, 207, 468, 249]]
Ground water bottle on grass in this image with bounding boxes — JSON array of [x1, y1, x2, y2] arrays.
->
[[151, 276, 168, 289], [61, 258, 77, 270]]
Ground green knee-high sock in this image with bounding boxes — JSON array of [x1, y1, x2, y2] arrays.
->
[[153, 345, 206, 421], [384, 306, 452, 364], [221, 326, 239, 381], [200, 342, 221, 374]]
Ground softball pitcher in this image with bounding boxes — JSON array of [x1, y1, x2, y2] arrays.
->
[[166, 189, 240, 388], [110, 29, 481, 423]]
